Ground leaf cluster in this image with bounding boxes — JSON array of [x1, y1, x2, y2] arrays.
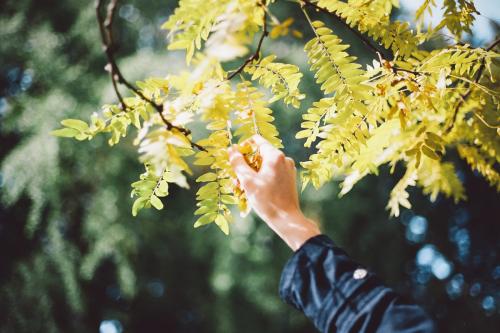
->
[[52, 0, 500, 234]]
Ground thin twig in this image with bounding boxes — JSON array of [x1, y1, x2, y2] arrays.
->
[[445, 37, 500, 134], [95, 0, 206, 151], [392, 67, 421, 76], [96, 0, 126, 108], [474, 113, 500, 129], [226, 1, 268, 80]]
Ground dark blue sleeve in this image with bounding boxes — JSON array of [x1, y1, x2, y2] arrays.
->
[[279, 235, 436, 333]]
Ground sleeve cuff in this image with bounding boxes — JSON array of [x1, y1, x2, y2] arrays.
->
[[279, 234, 335, 308]]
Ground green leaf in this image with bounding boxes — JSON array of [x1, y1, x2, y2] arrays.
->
[[132, 180, 157, 190], [50, 128, 80, 138], [61, 119, 89, 131], [193, 212, 217, 228], [196, 182, 218, 197], [196, 172, 217, 182], [155, 180, 169, 197], [220, 195, 238, 205], [75, 133, 89, 141], [150, 195, 164, 210], [132, 197, 148, 217], [194, 205, 213, 215], [214, 215, 229, 235], [194, 157, 215, 166]]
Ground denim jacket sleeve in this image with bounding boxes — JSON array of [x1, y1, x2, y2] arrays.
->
[[279, 235, 436, 333]]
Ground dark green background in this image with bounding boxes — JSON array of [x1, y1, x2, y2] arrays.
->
[[1, 0, 499, 332]]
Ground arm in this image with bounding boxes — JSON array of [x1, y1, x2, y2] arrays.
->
[[280, 235, 436, 333], [227, 135, 321, 251], [228, 135, 436, 333]]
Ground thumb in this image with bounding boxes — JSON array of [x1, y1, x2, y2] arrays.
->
[[228, 145, 256, 187]]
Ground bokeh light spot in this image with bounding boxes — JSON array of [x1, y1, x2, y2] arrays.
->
[[99, 320, 123, 333], [431, 256, 452, 280], [147, 279, 165, 298], [469, 282, 482, 297], [446, 274, 464, 299], [406, 215, 428, 243], [416, 245, 436, 266], [481, 296, 496, 314]]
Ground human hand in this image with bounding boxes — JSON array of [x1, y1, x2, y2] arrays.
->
[[228, 135, 321, 251]]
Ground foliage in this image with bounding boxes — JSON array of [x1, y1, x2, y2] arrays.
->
[[244, 55, 305, 107], [53, 0, 499, 231]]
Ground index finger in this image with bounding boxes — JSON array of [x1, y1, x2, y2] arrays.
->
[[246, 134, 288, 172]]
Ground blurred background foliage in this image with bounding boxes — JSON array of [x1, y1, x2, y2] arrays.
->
[[0, 0, 499, 332]]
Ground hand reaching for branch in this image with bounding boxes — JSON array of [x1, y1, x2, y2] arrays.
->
[[228, 135, 321, 251]]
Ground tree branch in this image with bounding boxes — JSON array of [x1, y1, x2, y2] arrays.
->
[[445, 37, 500, 134], [226, 1, 268, 80], [95, 0, 206, 151]]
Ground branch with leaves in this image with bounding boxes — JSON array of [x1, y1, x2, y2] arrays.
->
[[53, 0, 500, 234], [301, 0, 386, 58], [95, 0, 206, 151], [226, 1, 269, 80], [445, 37, 500, 134]]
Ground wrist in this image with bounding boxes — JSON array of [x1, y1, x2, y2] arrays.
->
[[269, 210, 321, 251]]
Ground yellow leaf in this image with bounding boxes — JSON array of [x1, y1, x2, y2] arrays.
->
[[196, 172, 218, 182], [168, 40, 190, 50], [422, 145, 440, 160], [150, 195, 164, 210], [296, 129, 312, 139], [194, 156, 215, 166], [194, 212, 217, 228], [214, 215, 229, 235]]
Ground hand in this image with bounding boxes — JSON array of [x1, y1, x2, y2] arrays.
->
[[228, 135, 321, 251]]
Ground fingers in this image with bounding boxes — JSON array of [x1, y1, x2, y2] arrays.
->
[[238, 135, 296, 173], [248, 134, 278, 157], [246, 135, 286, 170], [228, 146, 256, 188]]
